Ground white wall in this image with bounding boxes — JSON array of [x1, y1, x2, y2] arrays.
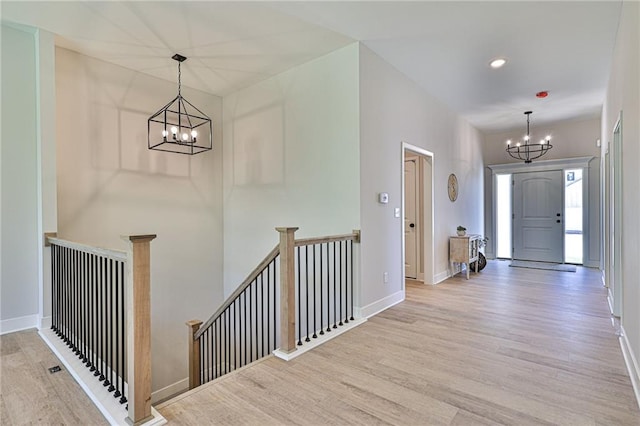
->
[[1, 24, 39, 331], [482, 118, 602, 264], [55, 48, 224, 395], [222, 44, 360, 295], [483, 117, 601, 166], [359, 45, 485, 307], [601, 0, 640, 401]]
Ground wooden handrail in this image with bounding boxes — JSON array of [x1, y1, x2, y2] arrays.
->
[[46, 235, 127, 261], [194, 244, 280, 340], [294, 230, 360, 247]]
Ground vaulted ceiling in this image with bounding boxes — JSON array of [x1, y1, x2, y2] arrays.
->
[[1, 1, 622, 132]]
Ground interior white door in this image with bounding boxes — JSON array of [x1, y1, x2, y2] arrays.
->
[[404, 159, 418, 279], [513, 170, 564, 262]]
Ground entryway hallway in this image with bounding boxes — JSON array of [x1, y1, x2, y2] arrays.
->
[[158, 261, 639, 425]]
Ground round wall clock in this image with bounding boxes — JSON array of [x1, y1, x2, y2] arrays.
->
[[448, 173, 458, 201]]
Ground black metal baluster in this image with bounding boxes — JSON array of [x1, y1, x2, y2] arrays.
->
[[114, 260, 121, 399], [226, 309, 230, 374], [104, 258, 110, 387], [197, 335, 201, 385], [338, 241, 343, 325], [69, 249, 75, 350], [84, 253, 89, 361], [242, 289, 249, 365], [333, 242, 337, 329], [90, 254, 97, 372], [74, 249, 79, 353], [119, 260, 126, 404], [319, 244, 325, 335], [266, 266, 270, 353], [98, 257, 106, 381], [349, 240, 354, 321], [249, 284, 253, 362], [326, 243, 331, 333], [74, 250, 80, 352], [236, 294, 244, 368], [229, 308, 233, 372], [312, 244, 318, 338], [232, 302, 236, 372], [272, 259, 277, 351], [51, 245, 57, 333], [261, 272, 265, 357], [305, 246, 310, 343], [106, 259, 114, 391], [297, 247, 302, 345], [81, 253, 86, 362]]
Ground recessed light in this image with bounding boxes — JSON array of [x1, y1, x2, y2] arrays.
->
[[490, 58, 507, 69]]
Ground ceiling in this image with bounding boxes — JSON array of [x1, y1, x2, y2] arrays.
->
[[1, 1, 622, 133]]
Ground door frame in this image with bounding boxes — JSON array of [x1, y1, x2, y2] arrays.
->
[[404, 157, 419, 279], [401, 143, 434, 285], [607, 114, 623, 317], [487, 156, 594, 263]]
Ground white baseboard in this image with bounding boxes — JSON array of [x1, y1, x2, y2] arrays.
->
[[0, 314, 38, 335], [151, 378, 188, 404], [619, 325, 640, 410], [39, 328, 166, 426], [273, 318, 367, 361], [354, 290, 404, 319], [433, 270, 450, 284], [39, 315, 52, 330]]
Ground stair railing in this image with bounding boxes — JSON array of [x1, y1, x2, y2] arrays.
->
[[45, 233, 156, 425], [187, 227, 360, 389]]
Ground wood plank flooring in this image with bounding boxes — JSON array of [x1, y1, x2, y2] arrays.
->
[[159, 261, 640, 425], [0, 329, 108, 425]]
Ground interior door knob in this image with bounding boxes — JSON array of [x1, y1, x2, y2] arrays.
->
[[409, 223, 415, 228]]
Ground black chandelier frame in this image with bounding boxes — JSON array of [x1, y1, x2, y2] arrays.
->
[[148, 54, 212, 155], [506, 111, 553, 164]]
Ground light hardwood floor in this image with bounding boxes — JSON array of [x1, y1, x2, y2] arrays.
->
[[159, 261, 640, 425], [0, 329, 108, 425], [2, 262, 638, 425]]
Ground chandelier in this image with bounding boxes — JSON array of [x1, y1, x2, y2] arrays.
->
[[506, 111, 552, 163], [148, 54, 212, 155]]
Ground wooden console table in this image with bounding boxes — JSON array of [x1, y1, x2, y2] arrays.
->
[[449, 234, 481, 279]]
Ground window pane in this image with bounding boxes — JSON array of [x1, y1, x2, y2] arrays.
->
[[496, 174, 512, 258]]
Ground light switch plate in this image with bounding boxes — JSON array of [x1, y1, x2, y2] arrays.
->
[[394, 207, 400, 218]]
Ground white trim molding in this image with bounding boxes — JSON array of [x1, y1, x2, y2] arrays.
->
[[151, 378, 188, 404], [0, 314, 38, 335], [273, 318, 367, 361], [620, 325, 640, 410], [354, 290, 405, 319], [39, 328, 167, 426], [488, 156, 595, 174], [434, 270, 451, 284]]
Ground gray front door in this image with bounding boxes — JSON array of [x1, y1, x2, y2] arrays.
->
[[513, 170, 564, 262]]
